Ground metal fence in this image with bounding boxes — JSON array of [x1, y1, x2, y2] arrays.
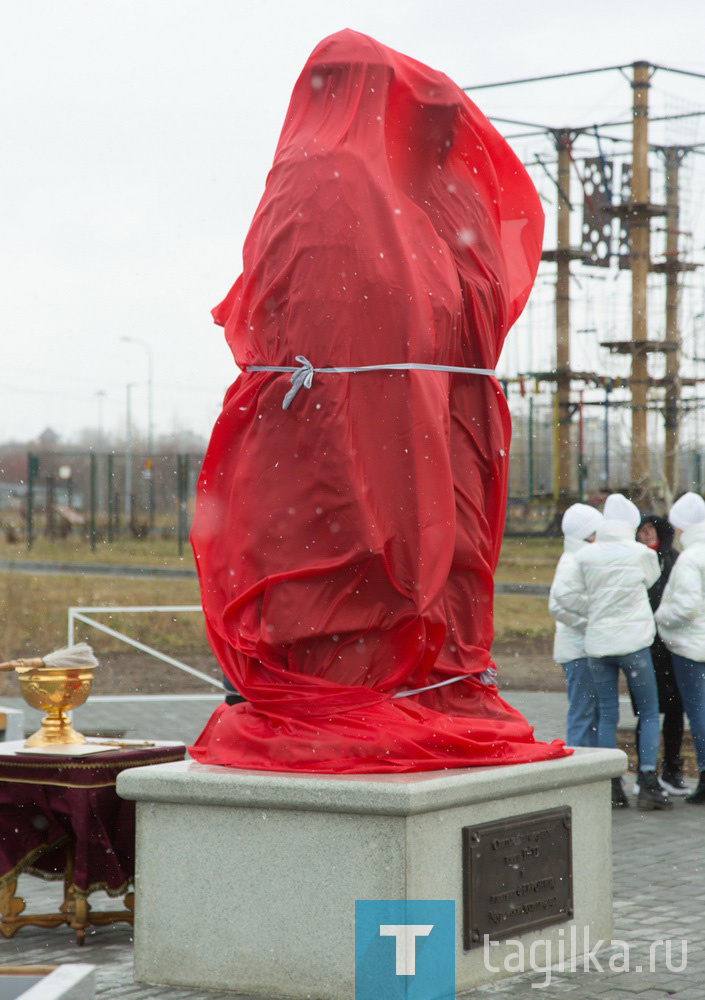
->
[[507, 395, 705, 505], [0, 451, 203, 553], [3, 396, 705, 549]]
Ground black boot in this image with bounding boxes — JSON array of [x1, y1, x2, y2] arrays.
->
[[661, 759, 689, 796], [637, 770, 673, 810], [686, 772, 705, 804], [611, 776, 629, 808]]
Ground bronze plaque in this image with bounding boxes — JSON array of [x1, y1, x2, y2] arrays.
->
[[462, 807, 573, 949]]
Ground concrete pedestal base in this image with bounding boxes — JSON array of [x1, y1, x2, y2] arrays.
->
[[118, 747, 625, 999]]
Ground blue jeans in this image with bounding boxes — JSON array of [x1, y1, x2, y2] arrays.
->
[[671, 654, 705, 770], [561, 658, 599, 747], [588, 648, 660, 771]]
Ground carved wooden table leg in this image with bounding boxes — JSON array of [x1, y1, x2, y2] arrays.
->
[[59, 848, 90, 944], [0, 738, 183, 942], [0, 879, 25, 938], [1, 877, 67, 937], [4, 848, 135, 943], [70, 896, 90, 946], [86, 889, 135, 931]]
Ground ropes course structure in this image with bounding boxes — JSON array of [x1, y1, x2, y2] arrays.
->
[[464, 61, 705, 516]]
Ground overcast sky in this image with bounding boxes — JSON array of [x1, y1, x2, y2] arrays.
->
[[2, 0, 705, 447]]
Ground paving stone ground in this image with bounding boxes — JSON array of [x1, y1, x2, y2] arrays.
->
[[1, 692, 702, 999]]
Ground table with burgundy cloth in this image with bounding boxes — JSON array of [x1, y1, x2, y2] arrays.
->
[[0, 740, 185, 944]]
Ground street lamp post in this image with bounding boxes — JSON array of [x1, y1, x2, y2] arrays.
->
[[120, 336, 154, 452], [95, 389, 106, 448], [95, 388, 107, 522], [121, 337, 155, 529], [125, 382, 135, 530]]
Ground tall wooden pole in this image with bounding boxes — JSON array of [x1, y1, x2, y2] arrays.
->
[[555, 131, 573, 505], [630, 62, 651, 492], [663, 147, 682, 497]]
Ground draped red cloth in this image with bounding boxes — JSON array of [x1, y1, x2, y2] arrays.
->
[[190, 30, 569, 772]]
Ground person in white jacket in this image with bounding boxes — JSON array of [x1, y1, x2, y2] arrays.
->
[[549, 503, 603, 748], [552, 493, 669, 810], [655, 491, 705, 804]]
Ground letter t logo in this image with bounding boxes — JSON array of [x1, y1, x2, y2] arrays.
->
[[379, 924, 434, 975]]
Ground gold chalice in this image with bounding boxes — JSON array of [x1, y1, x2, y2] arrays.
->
[[0, 644, 99, 748], [15, 664, 96, 747]]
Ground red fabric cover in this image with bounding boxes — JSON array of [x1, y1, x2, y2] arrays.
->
[[190, 30, 569, 772]]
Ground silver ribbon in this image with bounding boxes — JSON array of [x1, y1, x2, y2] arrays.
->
[[246, 356, 497, 410], [391, 666, 497, 699], [281, 356, 315, 409]]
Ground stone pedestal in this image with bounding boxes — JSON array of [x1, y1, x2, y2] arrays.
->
[[117, 747, 625, 999]]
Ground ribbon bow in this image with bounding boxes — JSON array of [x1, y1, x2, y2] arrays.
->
[[282, 356, 315, 410]]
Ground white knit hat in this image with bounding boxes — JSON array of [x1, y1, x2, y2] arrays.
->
[[603, 493, 641, 529], [561, 503, 603, 540], [669, 492, 705, 531]]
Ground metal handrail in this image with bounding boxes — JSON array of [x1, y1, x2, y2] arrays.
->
[[67, 605, 221, 689]]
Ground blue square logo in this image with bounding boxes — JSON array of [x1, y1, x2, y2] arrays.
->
[[355, 900, 455, 1000]]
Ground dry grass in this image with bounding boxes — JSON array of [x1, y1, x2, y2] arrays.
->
[[5, 533, 558, 576], [0, 578, 554, 659], [493, 593, 553, 642], [0, 535, 204, 690], [0, 573, 204, 662], [0, 534, 561, 686], [2, 534, 193, 568], [495, 535, 562, 585], [493, 537, 557, 644]]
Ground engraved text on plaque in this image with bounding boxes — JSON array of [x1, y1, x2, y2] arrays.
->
[[462, 807, 573, 949]]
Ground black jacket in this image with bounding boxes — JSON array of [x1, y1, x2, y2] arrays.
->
[[639, 514, 678, 611]]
